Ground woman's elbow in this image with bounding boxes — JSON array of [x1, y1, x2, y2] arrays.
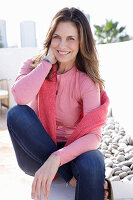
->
[[11, 87, 29, 105]]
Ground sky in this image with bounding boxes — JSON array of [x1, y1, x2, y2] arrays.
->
[[1, 0, 133, 47]]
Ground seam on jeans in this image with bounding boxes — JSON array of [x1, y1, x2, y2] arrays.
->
[[8, 125, 43, 164], [71, 160, 80, 200]]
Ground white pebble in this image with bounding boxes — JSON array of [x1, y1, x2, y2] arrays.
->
[[115, 170, 123, 176], [122, 166, 131, 172], [124, 146, 133, 153], [119, 172, 128, 179], [116, 155, 125, 162], [110, 176, 120, 181], [100, 116, 133, 182], [113, 167, 121, 172], [105, 167, 114, 179]]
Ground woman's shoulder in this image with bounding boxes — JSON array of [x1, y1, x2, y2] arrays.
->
[[76, 68, 100, 93], [76, 68, 95, 86]]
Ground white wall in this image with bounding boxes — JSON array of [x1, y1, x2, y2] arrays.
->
[[97, 41, 133, 135], [0, 41, 133, 134]]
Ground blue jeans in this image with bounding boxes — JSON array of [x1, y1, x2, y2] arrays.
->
[[7, 105, 105, 200]]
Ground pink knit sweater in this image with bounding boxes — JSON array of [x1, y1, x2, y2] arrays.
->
[[12, 59, 109, 166]]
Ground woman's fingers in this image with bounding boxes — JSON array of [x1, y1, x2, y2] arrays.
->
[[46, 46, 57, 64], [46, 179, 52, 198], [31, 154, 60, 200], [42, 176, 52, 199], [42, 175, 53, 199], [31, 173, 43, 200], [31, 177, 37, 199], [36, 178, 42, 200], [42, 177, 48, 199]]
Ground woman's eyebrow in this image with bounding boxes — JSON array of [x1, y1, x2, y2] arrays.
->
[[67, 35, 77, 38], [53, 33, 77, 38]]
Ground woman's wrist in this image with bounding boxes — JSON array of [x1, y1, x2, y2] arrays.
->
[[41, 57, 52, 64], [51, 153, 61, 166]]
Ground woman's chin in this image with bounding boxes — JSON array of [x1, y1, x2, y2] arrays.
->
[[56, 58, 69, 63]]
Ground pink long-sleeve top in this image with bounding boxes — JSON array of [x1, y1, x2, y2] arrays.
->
[[12, 59, 102, 166]]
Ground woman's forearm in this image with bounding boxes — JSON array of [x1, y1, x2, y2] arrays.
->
[[53, 128, 102, 166], [12, 60, 52, 105]]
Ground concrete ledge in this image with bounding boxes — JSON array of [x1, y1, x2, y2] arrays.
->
[[35, 177, 75, 200], [112, 181, 133, 200], [35, 179, 133, 200]]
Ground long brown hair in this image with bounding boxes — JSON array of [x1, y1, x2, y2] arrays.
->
[[30, 7, 104, 91]]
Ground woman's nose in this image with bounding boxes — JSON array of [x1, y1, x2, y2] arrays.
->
[[58, 39, 67, 48]]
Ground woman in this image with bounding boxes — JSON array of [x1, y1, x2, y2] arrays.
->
[[7, 7, 113, 200]]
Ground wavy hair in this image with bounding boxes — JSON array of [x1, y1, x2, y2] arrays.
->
[[30, 7, 104, 91]]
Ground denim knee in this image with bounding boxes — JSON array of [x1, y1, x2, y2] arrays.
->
[[72, 150, 105, 184], [7, 105, 32, 128]]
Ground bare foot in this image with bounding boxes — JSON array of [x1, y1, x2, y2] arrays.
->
[[69, 176, 77, 187]]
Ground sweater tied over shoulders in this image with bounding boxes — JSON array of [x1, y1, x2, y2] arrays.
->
[[38, 63, 110, 146]]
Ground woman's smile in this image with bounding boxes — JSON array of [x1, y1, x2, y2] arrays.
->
[[57, 50, 71, 55]]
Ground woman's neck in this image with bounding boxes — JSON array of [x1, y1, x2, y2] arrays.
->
[[57, 61, 75, 73]]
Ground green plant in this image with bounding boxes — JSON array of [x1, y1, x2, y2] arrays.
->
[[94, 19, 131, 44]]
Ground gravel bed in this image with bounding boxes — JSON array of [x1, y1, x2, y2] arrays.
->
[[99, 116, 133, 182]]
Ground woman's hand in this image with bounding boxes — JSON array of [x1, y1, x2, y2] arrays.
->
[[31, 153, 60, 200], [45, 47, 57, 64]]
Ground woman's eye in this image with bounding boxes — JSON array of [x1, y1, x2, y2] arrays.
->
[[53, 35, 59, 39], [69, 37, 75, 40]]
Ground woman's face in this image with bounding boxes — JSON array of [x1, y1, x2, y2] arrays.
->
[[51, 21, 79, 66]]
